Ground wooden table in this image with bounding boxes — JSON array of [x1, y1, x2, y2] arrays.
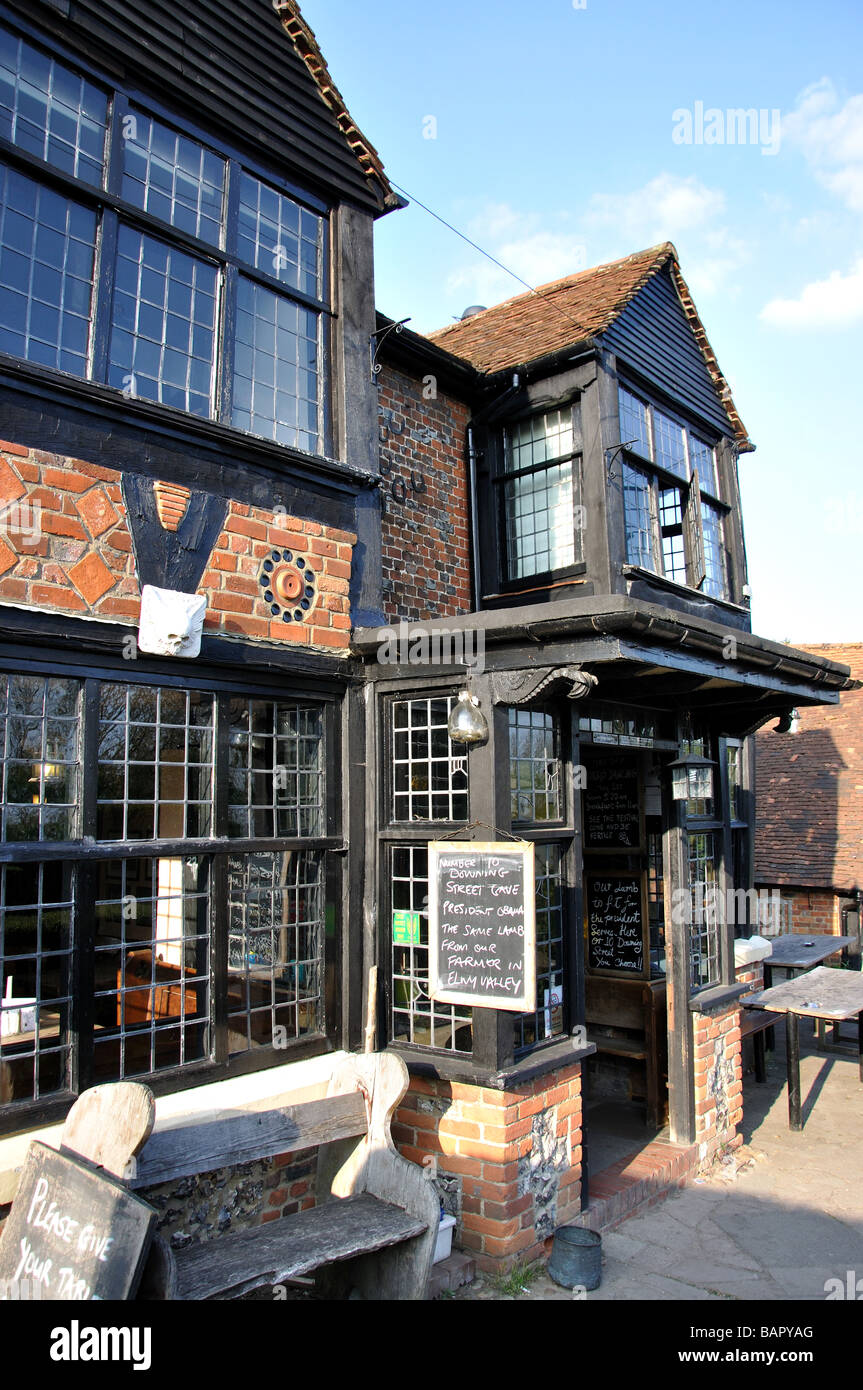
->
[[763, 934, 855, 987], [745, 966, 863, 1130], [761, 935, 855, 1051]]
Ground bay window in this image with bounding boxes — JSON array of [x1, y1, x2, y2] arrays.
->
[[0, 21, 328, 454], [619, 382, 730, 601]]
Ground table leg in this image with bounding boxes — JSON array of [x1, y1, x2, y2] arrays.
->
[[763, 963, 776, 1051], [858, 1013, 863, 1084], [786, 1012, 802, 1131]]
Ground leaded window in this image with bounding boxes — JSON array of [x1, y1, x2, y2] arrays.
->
[[0, 20, 329, 454], [0, 668, 336, 1125], [392, 696, 469, 822], [509, 708, 561, 823], [0, 165, 96, 376], [390, 843, 472, 1054], [0, 27, 107, 183], [689, 831, 720, 990], [701, 502, 729, 601], [501, 408, 582, 581], [618, 382, 731, 598], [622, 463, 654, 571], [515, 844, 565, 1052]]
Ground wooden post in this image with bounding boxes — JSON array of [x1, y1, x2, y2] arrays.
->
[[662, 761, 696, 1146], [364, 966, 378, 1053], [786, 1012, 802, 1130]]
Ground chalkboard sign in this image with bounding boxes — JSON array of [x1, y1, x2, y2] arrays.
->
[[584, 755, 641, 850], [428, 842, 536, 1012], [586, 873, 647, 976], [0, 1142, 156, 1301]]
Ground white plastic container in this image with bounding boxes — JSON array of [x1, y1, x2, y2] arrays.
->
[[433, 1214, 456, 1264], [0, 997, 37, 1037]]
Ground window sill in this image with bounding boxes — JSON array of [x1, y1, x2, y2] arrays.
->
[[390, 1035, 595, 1091], [622, 565, 748, 615]]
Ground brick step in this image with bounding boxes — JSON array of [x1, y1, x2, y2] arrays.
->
[[573, 1142, 699, 1233]]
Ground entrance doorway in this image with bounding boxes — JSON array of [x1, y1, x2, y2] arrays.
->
[[580, 747, 671, 1181]]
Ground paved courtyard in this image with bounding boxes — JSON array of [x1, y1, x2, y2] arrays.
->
[[457, 1019, 863, 1301]]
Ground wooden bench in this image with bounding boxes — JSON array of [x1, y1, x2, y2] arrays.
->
[[57, 1050, 438, 1301], [585, 977, 668, 1129], [741, 1007, 778, 1082]]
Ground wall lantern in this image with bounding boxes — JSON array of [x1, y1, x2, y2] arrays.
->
[[447, 690, 489, 745], [669, 752, 715, 802]]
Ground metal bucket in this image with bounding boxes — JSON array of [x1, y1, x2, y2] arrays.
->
[[547, 1225, 602, 1290]]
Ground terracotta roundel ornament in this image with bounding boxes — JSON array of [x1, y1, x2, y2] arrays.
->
[[259, 549, 317, 623]]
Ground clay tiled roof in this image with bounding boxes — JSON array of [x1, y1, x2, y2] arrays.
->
[[755, 644, 863, 891], [272, 1, 395, 207], [427, 243, 752, 451]]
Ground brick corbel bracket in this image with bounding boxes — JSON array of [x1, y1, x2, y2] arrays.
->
[[490, 666, 598, 705]]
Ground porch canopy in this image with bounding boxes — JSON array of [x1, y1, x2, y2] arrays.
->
[[355, 593, 857, 726]]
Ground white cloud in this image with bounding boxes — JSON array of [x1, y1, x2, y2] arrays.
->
[[783, 79, 863, 213], [446, 205, 589, 305], [583, 173, 726, 242], [760, 256, 863, 328], [444, 176, 746, 310]]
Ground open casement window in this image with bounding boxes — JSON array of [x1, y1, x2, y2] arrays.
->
[[0, 20, 329, 453], [618, 383, 729, 600], [0, 667, 340, 1131], [497, 406, 584, 585]]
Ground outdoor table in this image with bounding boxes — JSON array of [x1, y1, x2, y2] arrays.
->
[[762, 934, 855, 988], [744, 966, 863, 1130], [761, 935, 854, 1051]]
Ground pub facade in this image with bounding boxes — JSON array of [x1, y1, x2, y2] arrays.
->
[[0, 0, 856, 1278], [0, 0, 394, 1224], [368, 250, 856, 1265]]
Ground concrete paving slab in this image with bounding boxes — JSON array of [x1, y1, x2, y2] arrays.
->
[[452, 1022, 863, 1304]]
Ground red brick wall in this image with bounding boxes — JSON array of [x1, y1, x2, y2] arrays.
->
[[393, 1064, 583, 1270], [0, 442, 138, 621], [377, 365, 472, 623], [0, 442, 355, 652], [692, 1005, 743, 1168], [753, 885, 845, 935], [200, 502, 354, 650], [755, 644, 863, 892]]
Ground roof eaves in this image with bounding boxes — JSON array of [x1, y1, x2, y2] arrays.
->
[[666, 258, 754, 453], [272, 1, 398, 211]]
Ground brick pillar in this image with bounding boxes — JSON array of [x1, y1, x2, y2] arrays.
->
[[691, 1004, 743, 1169], [393, 1062, 583, 1271]]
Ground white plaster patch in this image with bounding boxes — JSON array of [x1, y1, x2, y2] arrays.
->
[[138, 585, 206, 658]]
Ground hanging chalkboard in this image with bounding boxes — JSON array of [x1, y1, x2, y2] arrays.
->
[[586, 872, 647, 977], [428, 842, 536, 1012], [583, 755, 642, 850], [0, 1142, 156, 1301]]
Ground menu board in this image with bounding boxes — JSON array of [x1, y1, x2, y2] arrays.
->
[[0, 1142, 156, 1301], [586, 873, 647, 976], [584, 755, 641, 850], [428, 842, 536, 1012]]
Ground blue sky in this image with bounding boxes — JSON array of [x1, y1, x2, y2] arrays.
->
[[302, 0, 863, 644]]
